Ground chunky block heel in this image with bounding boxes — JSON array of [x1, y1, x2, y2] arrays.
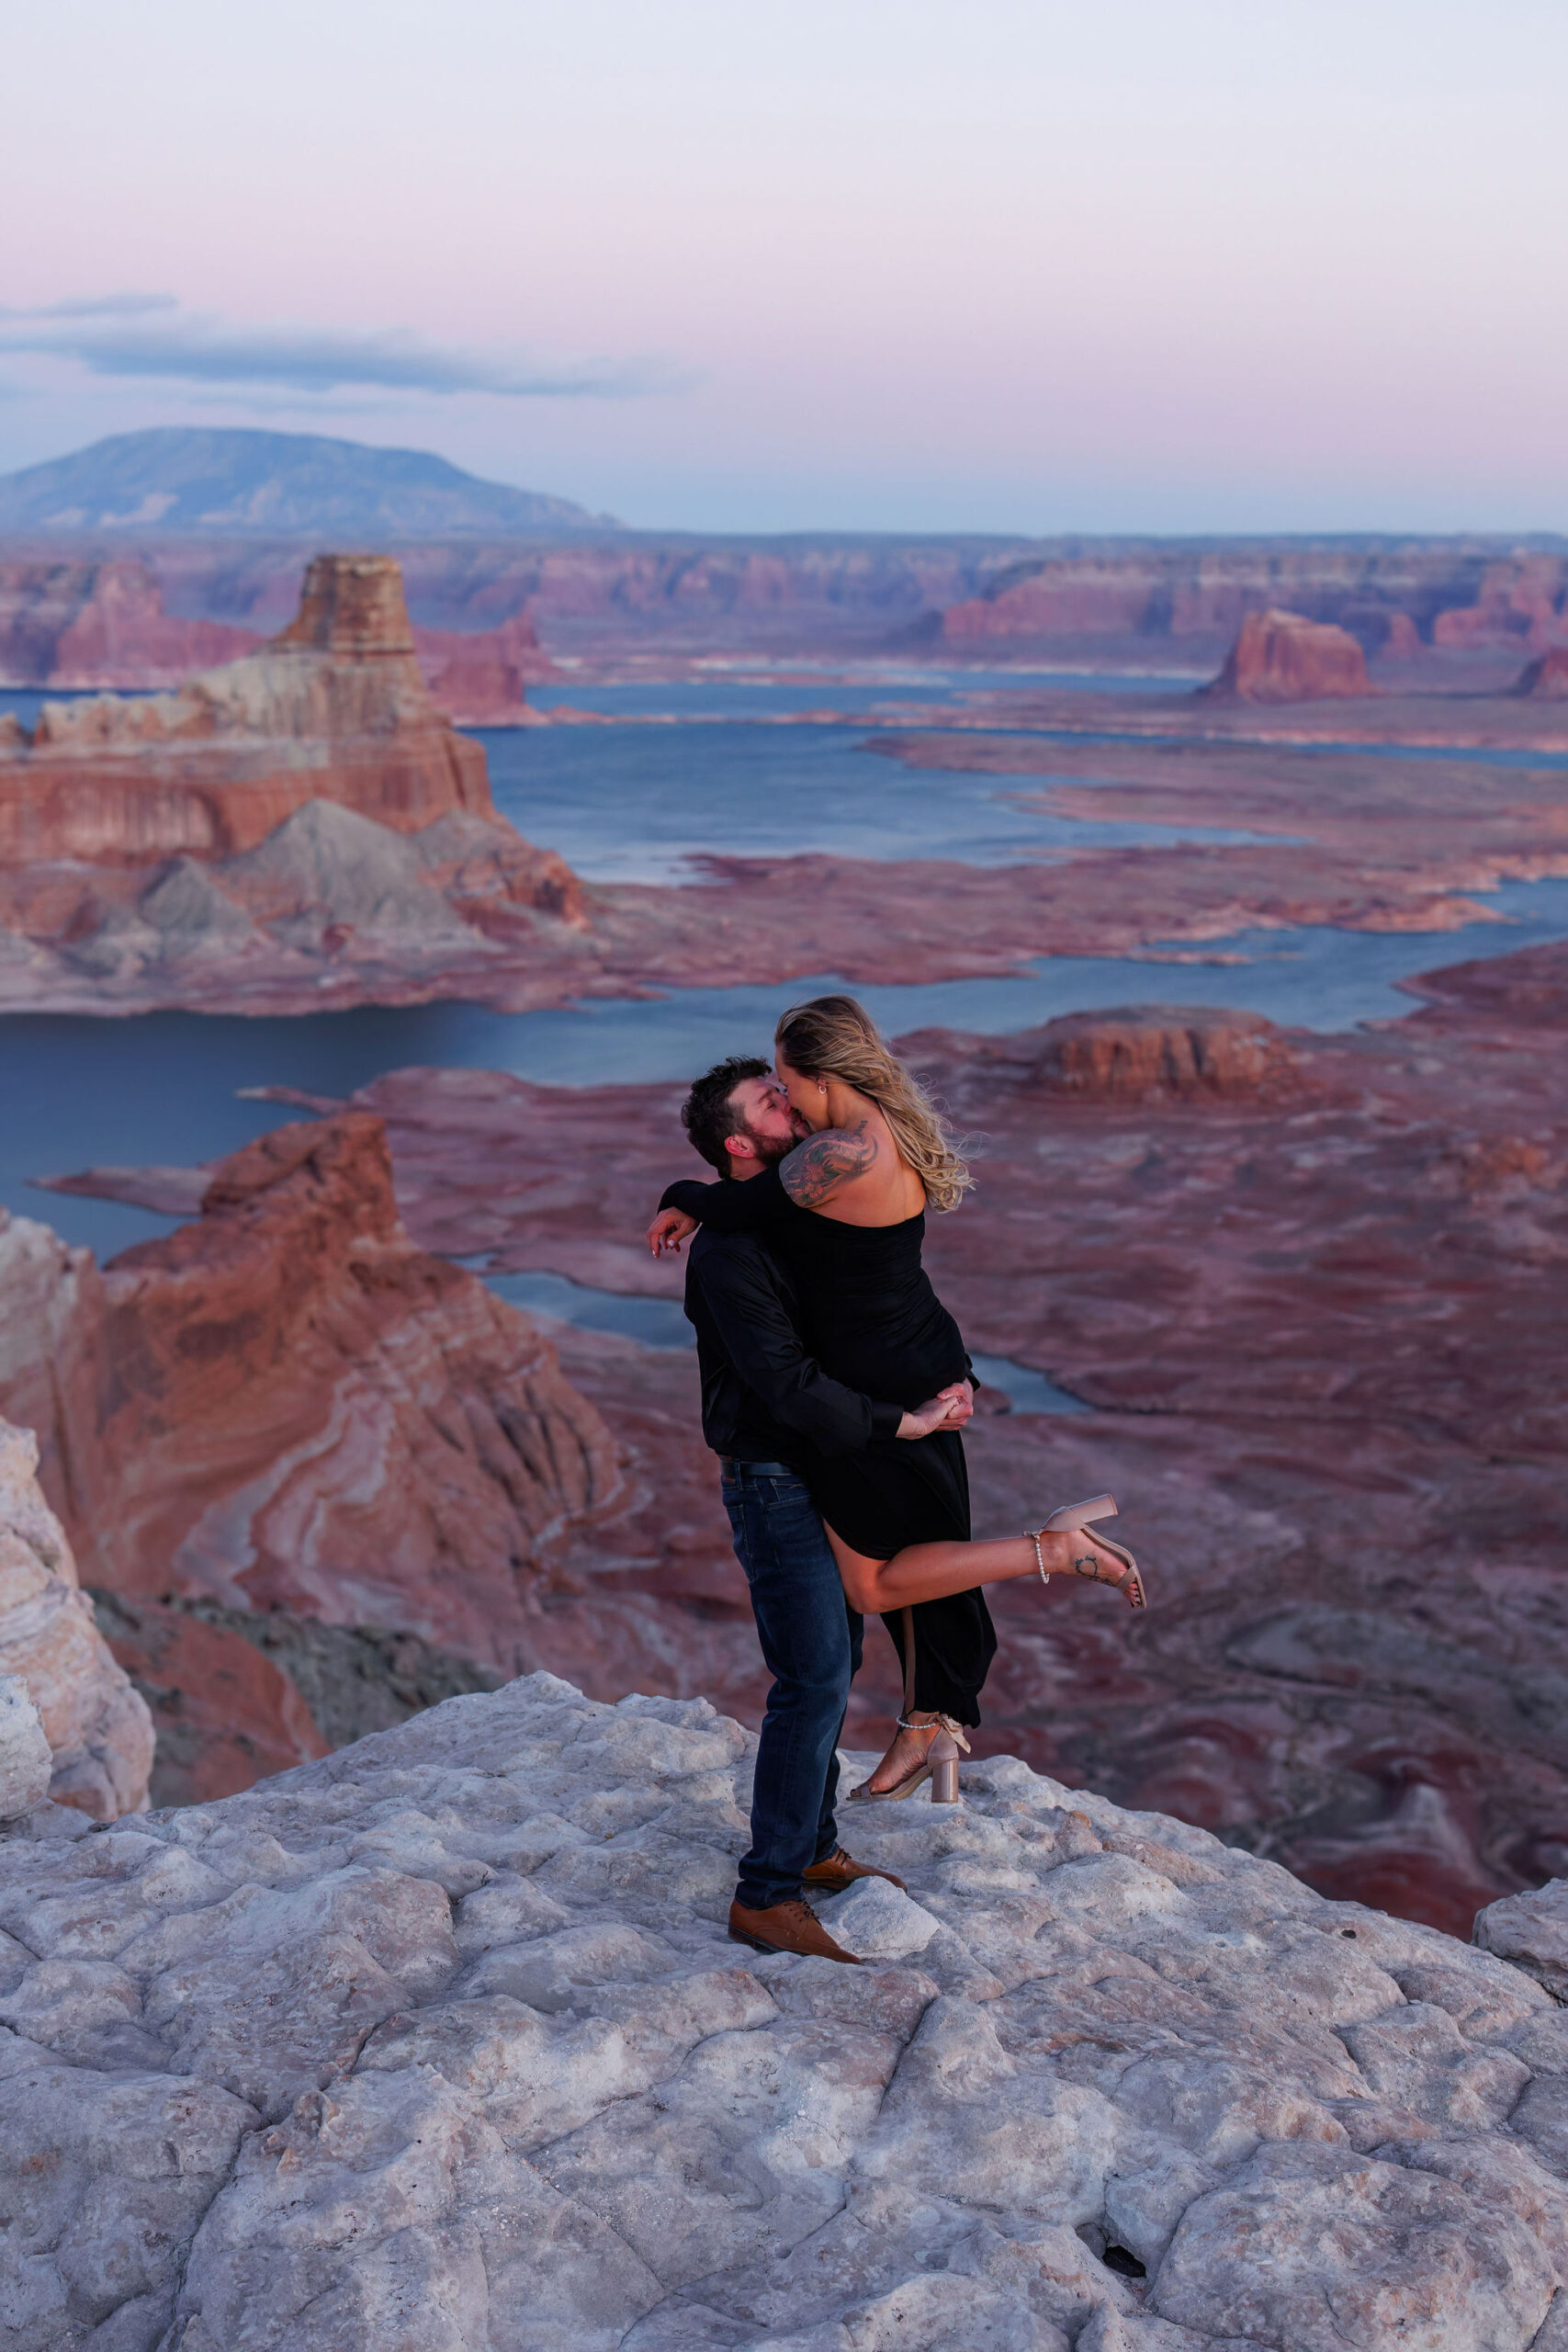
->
[[929, 1722, 963, 1804]]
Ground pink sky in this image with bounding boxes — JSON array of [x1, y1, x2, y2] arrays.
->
[[4, 0, 1565, 534]]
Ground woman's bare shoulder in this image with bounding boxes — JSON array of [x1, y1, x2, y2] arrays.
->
[[781, 1109, 924, 1226], [779, 1115, 880, 1208]]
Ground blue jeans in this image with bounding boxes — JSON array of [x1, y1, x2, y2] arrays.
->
[[721, 1460, 863, 1912]]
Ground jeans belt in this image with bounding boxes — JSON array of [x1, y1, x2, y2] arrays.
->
[[719, 1457, 795, 1477]]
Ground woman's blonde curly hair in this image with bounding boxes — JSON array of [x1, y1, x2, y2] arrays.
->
[[774, 993, 972, 1213]]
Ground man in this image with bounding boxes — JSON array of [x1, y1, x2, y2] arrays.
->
[[664, 1055, 971, 1965]]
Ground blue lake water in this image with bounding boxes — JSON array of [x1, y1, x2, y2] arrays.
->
[[478, 720, 1282, 881], [8, 875, 1568, 1263], [525, 667, 1193, 718]]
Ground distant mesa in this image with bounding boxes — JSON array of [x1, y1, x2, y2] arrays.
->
[[1201, 607, 1371, 702], [1512, 645, 1568, 698], [0, 425, 620, 540]]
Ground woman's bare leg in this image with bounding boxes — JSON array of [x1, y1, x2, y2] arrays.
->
[[833, 1523, 1137, 1792], [825, 1524, 1117, 1614]]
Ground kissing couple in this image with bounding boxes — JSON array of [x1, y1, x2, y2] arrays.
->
[[647, 992, 1145, 1965]]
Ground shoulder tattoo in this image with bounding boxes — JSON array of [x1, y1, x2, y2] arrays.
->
[[781, 1118, 879, 1205]]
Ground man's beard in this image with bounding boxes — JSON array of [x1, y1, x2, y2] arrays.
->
[[741, 1121, 799, 1168]]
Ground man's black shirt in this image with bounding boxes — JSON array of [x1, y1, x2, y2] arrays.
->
[[684, 1224, 903, 1464]]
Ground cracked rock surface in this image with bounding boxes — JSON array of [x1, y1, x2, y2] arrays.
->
[[1, 1673, 1564, 2351]]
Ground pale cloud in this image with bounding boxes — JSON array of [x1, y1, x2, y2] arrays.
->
[[0, 299, 682, 400]]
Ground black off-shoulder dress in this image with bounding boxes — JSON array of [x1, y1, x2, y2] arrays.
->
[[662, 1163, 997, 1724]]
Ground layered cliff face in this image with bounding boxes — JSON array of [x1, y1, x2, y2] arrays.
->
[[1201, 608, 1371, 701], [0, 1118, 623, 1799], [8, 537, 1568, 673], [80, 1114, 620, 1655], [2, 1674, 1565, 2352], [0, 558, 259, 687], [935, 548, 1567, 662], [0, 1417, 153, 1819], [2, 554, 494, 864], [1433, 557, 1568, 650]]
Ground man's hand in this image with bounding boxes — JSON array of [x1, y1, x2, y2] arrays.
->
[[897, 1379, 975, 1440], [648, 1207, 698, 1259]]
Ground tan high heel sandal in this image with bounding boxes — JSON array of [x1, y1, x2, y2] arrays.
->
[[848, 1606, 971, 1804], [1027, 1492, 1146, 1610]]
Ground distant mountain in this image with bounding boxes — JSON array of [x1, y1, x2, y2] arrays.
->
[[0, 427, 621, 538]]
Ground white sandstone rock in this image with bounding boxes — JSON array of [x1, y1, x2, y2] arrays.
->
[[822, 1871, 942, 1960], [0, 1674, 51, 1818], [0, 1417, 153, 1819], [0, 1676, 1562, 2350], [1476, 1877, 1568, 2002]]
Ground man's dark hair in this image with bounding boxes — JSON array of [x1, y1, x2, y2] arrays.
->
[[682, 1056, 771, 1174]]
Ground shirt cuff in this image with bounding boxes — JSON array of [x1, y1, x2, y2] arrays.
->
[[870, 1399, 904, 1442]]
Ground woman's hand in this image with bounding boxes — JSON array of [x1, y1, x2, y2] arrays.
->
[[897, 1380, 975, 1440], [648, 1207, 699, 1258]]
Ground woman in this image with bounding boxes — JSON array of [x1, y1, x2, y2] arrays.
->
[[655, 994, 1143, 1801]]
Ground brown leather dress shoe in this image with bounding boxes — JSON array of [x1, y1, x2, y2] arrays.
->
[[802, 1846, 907, 1895], [728, 1897, 863, 1963]]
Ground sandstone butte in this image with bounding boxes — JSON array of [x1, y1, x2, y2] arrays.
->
[[0, 1114, 622, 1805], [2, 1670, 1568, 2350], [1199, 609, 1371, 702], [0, 551, 582, 1008], [0, 552, 503, 863], [0, 552, 553, 719]]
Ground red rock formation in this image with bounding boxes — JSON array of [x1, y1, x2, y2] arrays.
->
[[1434, 558, 1568, 650], [0, 555, 495, 865], [89, 1117, 621, 1658], [1201, 609, 1371, 702], [983, 1006, 1304, 1103], [0, 559, 259, 687], [48, 560, 260, 684], [0, 1117, 624, 1796], [16, 533, 1546, 673], [1513, 646, 1568, 698], [412, 613, 555, 724]]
